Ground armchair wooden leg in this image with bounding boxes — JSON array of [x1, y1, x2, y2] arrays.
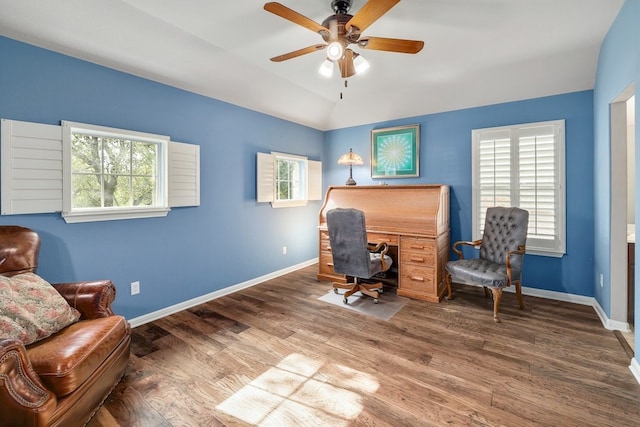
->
[[445, 273, 454, 300], [490, 288, 502, 323], [514, 281, 525, 309]]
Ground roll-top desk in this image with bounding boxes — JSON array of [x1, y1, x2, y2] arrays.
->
[[318, 184, 450, 302]]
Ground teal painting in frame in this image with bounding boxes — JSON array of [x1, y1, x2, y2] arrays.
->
[[371, 124, 419, 178]]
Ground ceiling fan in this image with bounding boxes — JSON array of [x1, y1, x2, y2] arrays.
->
[[264, 0, 424, 79]]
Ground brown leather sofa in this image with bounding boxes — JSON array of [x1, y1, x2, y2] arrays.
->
[[0, 226, 131, 426]]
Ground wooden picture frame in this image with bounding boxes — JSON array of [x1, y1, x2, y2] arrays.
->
[[371, 124, 419, 178]]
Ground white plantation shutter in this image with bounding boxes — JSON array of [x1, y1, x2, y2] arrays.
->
[[307, 160, 322, 201], [169, 141, 200, 207], [472, 120, 565, 257], [1, 119, 63, 214], [517, 125, 558, 244], [475, 129, 512, 234], [256, 152, 275, 203]]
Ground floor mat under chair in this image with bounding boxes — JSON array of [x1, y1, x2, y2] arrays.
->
[[317, 288, 409, 321]]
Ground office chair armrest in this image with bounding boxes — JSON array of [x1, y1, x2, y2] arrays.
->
[[368, 242, 390, 270], [505, 244, 526, 282], [452, 239, 482, 259]]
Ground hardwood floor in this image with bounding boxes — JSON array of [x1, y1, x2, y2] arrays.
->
[[89, 264, 640, 426]]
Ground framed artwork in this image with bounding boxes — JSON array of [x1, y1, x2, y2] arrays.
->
[[371, 124, 419, 178]]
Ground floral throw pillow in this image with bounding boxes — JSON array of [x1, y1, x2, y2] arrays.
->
[[0, 272, 81, 345]]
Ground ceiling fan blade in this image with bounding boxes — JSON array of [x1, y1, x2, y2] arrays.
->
[[338, 49, 356, 78], [264, 2, 329, 35], [270, 44, 326, 62], [345, 0, 400, 33], [358, 37, 424, 54]]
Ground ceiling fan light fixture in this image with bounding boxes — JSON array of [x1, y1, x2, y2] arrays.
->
[[353, 54, 370, 74], [319, 59, 334, 77], [326, 41, 344, 61]]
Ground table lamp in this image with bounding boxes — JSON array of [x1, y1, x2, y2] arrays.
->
[[337, 148, 363, 186]]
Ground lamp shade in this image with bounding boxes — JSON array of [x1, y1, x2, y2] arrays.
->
[[318, 59, 334, 78], [353, 54, 370, 74], [337, 148, 363, 165]]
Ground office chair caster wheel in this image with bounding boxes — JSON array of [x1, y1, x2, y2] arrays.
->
[[343, 297, 348, 304], [373, 298, 379, 304], [334, 288, 339, 294], [378, 288, 384, 293]]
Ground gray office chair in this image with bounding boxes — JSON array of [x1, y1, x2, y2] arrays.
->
[[327, 208, 393, 304], [445, 207, 529, 322]]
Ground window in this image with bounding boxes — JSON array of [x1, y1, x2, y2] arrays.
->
[[62, 121, 169, 222], [1, 118, 199, 220], [257, 151, 321, 207], [472, 120, 565, 257]]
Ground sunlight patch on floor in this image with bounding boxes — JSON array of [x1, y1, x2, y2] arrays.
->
[[216, 353, 379, 426]]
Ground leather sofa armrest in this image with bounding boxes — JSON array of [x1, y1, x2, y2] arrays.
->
[[0, 339, 57, 426], [52, 280, 117, 319]]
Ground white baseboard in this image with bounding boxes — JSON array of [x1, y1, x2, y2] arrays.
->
[[631, 358, 640, 384], [591, 298, 631, 332], [127, 258, 318, 329], [500, 284, 632, 332]]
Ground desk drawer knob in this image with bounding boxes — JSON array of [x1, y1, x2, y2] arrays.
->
[[410, 276, 425, 282], [410, 257, 425, 263]]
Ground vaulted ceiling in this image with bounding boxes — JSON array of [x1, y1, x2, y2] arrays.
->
[[0, 0, 624, 130]]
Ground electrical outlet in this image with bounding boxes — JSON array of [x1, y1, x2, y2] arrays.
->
[[599, 274, 604, 287], [282, 246, 287, 255], [131, 281, 140, 295]]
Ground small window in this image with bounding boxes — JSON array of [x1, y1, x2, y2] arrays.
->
[[62, 121, 169, 223], [275, 154, 306, 205], [472, 120, 566, 257], [256, 151, 321, 208]]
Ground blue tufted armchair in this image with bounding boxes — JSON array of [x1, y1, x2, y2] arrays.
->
[[445, 207, 529, 322]]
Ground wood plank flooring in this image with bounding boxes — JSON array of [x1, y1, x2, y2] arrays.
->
[[89, 264, 640, 426]]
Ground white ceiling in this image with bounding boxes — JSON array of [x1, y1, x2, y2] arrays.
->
[[0, 0, 624, 130]]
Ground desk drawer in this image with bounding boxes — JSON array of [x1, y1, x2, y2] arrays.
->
[[401, 250, 435, 266], [320, 238, 332, 252], [401, 236, 435, 253], [400, 265, 435, 294], [368, 233, 398, 246], [319, 250, 335, 275]]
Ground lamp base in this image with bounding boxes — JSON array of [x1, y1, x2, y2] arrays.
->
[[345, 177, 357, 186]]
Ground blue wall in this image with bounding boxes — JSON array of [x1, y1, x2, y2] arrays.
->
[[0, 29, 604, 322], [594, 0, 640, 345], [324, 91, 595, 296], [0, 36, 324, 320]]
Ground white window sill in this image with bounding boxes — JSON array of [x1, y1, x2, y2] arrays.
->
[[270, 200, 308, 209], [62, 207, 170, 223], [525, 247, 565, 258]]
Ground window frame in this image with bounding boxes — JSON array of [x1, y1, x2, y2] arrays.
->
[[61, 121, 170, 223], [272, 152, 309, 208], [471, 119, 566, 257]]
